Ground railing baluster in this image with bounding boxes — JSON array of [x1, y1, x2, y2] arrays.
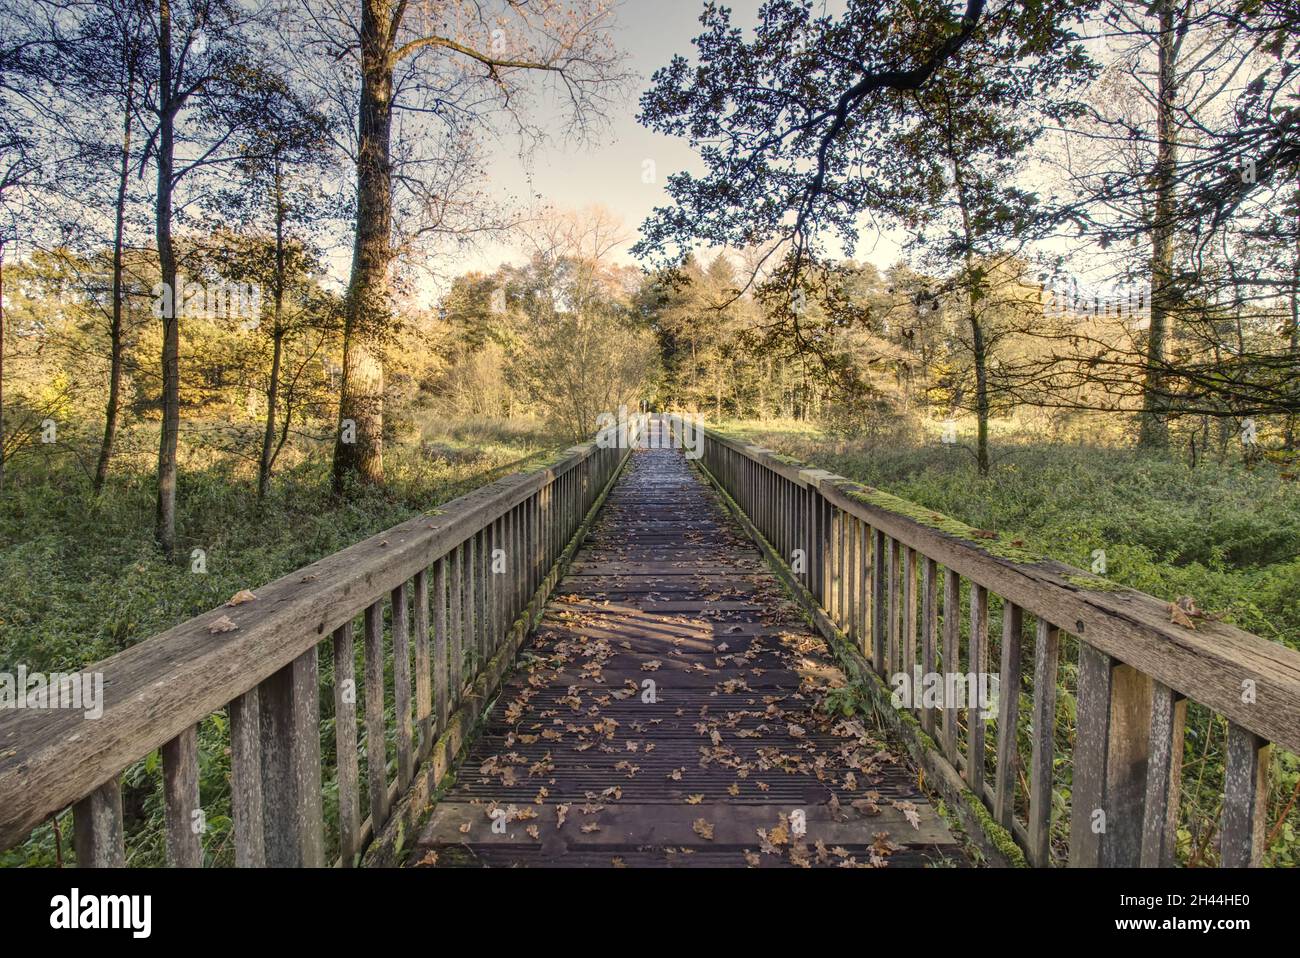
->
[[162, 726, 202, 867], [533, 489, 542, 595], [392, 582, 413, 788], [229, 686, 265, 867], [484, 519, 497, 656], [887, 538, 900, 677], [449, 543, 464, 707], [522, 500, 532, 615], [872, 529, 888, 674], [476, 527, 489, 662], [921, 557, 938, 737], [805, 483, 816, 594], [499, 511, 509, 643], [835, 508, 846, 627], [332, 622, 361, 867], [903, 547, 917, 698], [857, 518, 870, 653], [363, 601, 390, 834], [1028, 620, 1060, 867], [72, 778, 125, 868], [820, 490, 833, 611], [942, 568, 960, 761], [511, 504, 522, 625], [778, 470, 787, 564], [1070, 644, 1152, 867], [1140, 681, 1185, 867], [434, 556, 450, 733], [465, 535, 477, 675], [260, 646, 324, 867], [525, 495, 535, 600], [498, 512, 509, 644], [414, 570, 432, 761], [842, 512, 852, 639], [1222, 722, 1270, 867], [994, 602, 1023, 828], [966, 585, 988, 794], [797, 482, 808, 585]]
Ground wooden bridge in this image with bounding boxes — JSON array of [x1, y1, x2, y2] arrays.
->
[[1, 415, 1297, 868]]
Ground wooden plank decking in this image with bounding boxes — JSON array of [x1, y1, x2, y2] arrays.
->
[[410, 435, 961, 867]]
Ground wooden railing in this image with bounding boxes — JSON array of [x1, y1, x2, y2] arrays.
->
[[683, 420, 1300, 867], [0, 420, 641, 866]]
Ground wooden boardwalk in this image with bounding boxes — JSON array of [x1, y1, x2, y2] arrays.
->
[[410, 436, 961, 867]]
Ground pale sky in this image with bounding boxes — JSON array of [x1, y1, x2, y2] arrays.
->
[[404, 0, 907, 303]]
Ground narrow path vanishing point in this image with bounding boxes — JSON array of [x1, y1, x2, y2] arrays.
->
[[410, 428, 962, 867]]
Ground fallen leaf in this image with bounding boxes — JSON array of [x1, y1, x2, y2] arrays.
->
[[693, 818, 715, 840], [227, 589, 257, 606], [872, 831, 901, 857], [208, 615, 238, 634], [1168, 602, 1196, 629], [892, 799, 921, 830]]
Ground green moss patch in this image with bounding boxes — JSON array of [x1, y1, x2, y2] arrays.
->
[[841, 483, 1043, 564], [1060, 572, 1126, 593]]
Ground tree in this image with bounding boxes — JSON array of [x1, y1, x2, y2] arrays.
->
[[58, 2, 153, 493], [0, 0, 63, 492], [883, 35, 1092, 473], [142, 0, 270, 553], [306, 0, 630, 493], [634, 0, 1094, 272], [1010, 0, 1300, 448], [636, 0, 1095, 472], [207, 75, 334, 497], [460, 207, 659, 438]]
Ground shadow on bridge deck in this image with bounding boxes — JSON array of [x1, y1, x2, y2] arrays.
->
[[409, 438, 963, 867]]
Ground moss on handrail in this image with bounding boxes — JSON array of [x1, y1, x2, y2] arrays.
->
[[840, 484, 1043, 565], [703, 423, 1134, 591]]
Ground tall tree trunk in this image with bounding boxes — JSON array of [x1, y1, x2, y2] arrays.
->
[[1139, 0, 1180, 450], [259, 331, 284, 498], [96, 62, 135, 495], [0, 242, 5, 494], [970, 309, 990, 476], [154, 0, 180, 555], [332, 0, 394, 494], [949, 147, 991, 477], [1285, 178, 1299, 451], [259, 166, 286, 499]]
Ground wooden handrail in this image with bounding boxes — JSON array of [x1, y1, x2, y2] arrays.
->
[[0, 421, 643, 862], [685, 419, 1299, 867]]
